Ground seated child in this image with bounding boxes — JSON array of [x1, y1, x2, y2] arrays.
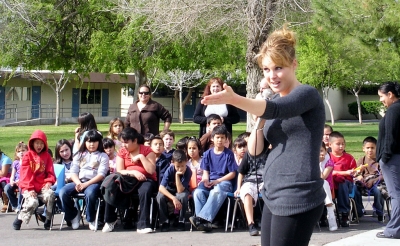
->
[[103, 138, 117, 174], [200, 114, 222, 151], [232, 137, 247, 166], [330, 131, 363, 227], [186, 137, 203, 186], [157, 149, 192, 232], [176, 137, 189, 153], [150, 136, 171, 184], [0, 149, 12, 213], [189, 125, 237, 232], [355, 136, 385, 222], [13, 130, 56, 230], [59, 130, 109, 231], [319, 142, 338, 231], [4, 142, 28, 212], [160, 130, 175, 161], [143, 133, 155, 147], [235, 127, 269, 236]]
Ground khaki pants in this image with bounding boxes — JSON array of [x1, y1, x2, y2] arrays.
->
[[19, 189, 55, 224]]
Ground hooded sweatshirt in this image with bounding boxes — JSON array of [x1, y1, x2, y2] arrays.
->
[[19, 130, 56, 193]]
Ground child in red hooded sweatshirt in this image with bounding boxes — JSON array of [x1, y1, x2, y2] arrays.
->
[[13, 130, 56, 230]]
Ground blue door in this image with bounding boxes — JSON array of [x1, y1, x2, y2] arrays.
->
[[31, 86, 41, 119], [0, 86, 5, 120], [72, 88, 80, 117], [183, 89, 196, 120], [101, 89, 109, 117]]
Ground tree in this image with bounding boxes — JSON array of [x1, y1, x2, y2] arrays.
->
[[0, 0, 119, 125], [296, 25, 346, 125], [159, 70, 207, 124], [108, 0, 312, 129]]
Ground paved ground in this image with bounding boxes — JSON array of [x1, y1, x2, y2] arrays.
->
[[0, 198, 397, 246]]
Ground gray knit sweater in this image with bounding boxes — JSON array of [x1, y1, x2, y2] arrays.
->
[[261, 84, 325, 216]]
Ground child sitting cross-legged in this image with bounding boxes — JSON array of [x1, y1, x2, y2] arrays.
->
[[157, 149, 192, 232], [189, 125, 237, 232]]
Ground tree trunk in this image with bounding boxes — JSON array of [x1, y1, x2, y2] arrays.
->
[[179, 85, 184, 124], [245, 0, 278, 131], [354, 89, 363, 124], [322, 88, 335, 125], [133, 69, 147, 102], [55, 88, 60, 126]]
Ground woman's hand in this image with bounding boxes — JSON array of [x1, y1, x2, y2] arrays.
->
[[201, 83, 237, 106]]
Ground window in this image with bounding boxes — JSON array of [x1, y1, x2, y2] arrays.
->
[[5, 87, 31, 101], [81, 89, 101, 104]]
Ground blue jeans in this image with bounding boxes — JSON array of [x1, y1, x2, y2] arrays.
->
[[4, 184, 22, 210], [364, 185, 384, 216], [193, 181, 232, 222], [336, 179, 363, 215], [60, 182, 100, 223]]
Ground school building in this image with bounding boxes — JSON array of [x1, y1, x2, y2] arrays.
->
[[0, 70, 382, 126]]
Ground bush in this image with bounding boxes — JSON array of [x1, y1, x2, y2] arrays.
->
[[348, 101, 383, 119]]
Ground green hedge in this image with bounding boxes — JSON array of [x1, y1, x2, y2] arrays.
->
[[348, 101, 383, 119]]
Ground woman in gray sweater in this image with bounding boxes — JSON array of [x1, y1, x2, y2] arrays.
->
[[202, 26, 325, 246]]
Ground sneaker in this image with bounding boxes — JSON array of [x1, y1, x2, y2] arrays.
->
[[71, 212, 81, 230], [13, 217, 22, 230], [340, 213, 349, 227], [203, 222, 213, 232], [67, 221, 72, 227], [378, 215, 384, 222], [161, 223, 170, 232], [177, 222, 185, 231], [189, 216, 205, 231], [137, 228, 153, 234], [44, 219, 51, 230], [102, 220, 117, 233], [88, 221, 97, 231], [248, 223, 259, 236]]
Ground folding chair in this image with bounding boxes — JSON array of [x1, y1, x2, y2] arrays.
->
[[52, 164, 65, 229], [59, 193, 101, 231]]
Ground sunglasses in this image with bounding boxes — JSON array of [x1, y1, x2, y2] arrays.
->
[[138, 91, 150, 95]]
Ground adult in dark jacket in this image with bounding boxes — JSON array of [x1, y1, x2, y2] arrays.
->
[[125, 84, 172, 136], [376, 82, 400, 239], [193, 77, 240, 138]]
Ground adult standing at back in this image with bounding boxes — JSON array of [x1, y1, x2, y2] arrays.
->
[[376, 82, 400, 239], [125, 84, 172, 136], [193, 77, 240, 138], [201, 26, 325, 246]]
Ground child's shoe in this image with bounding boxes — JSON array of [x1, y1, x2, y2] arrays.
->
[[378, 215, 384, 222], [102, 220, 117, 233], [161, 223, 170, 232], [44, 219, 51, 230], [189, 216, 205, 231], [13, 217, 23, 230], [340, 213, 349, 227], [71, 212, 81, 230], [248, 223, 259, 236], [89, 221, 97, 231]]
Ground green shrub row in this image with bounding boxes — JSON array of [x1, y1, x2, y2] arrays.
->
[[348, 101, 384, 119]]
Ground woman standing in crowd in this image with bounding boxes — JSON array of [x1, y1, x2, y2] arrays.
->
[[376, 82, 400, 239], [193, 77, 240, 138], [125, 84, 172, 136], [201, 26, 325, 246]]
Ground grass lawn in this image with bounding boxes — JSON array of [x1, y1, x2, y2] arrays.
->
[[0, 122, 378, 160]]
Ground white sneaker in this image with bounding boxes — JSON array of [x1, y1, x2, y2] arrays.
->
[[102, 220, 117, 233], [137, 228, 153, 234], [328, 216, 338, 231], [71, 212, 81, 230], [89, 221, 97, 231]]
